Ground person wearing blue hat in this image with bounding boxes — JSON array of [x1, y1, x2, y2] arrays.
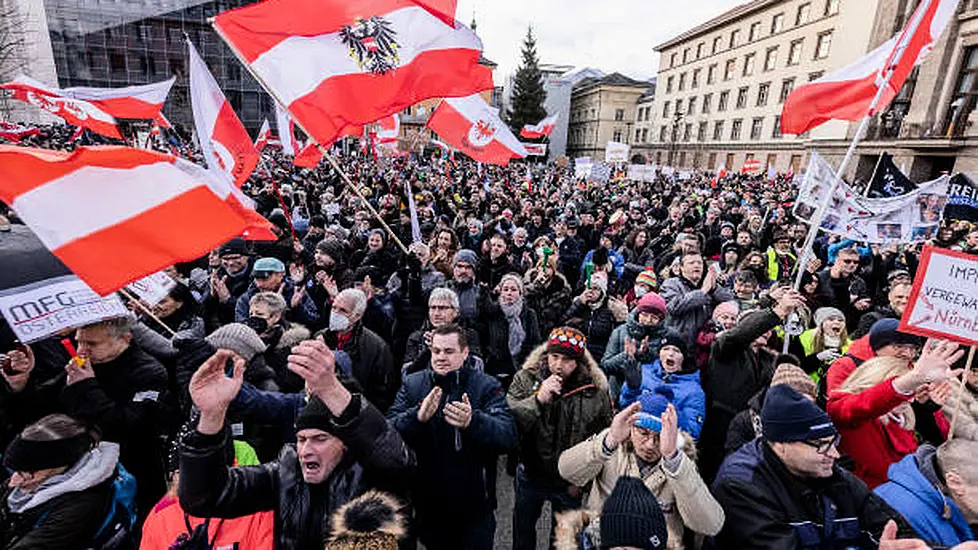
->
[[234, 257, 321, 330], [713, 384, 913, 548], [558, 393, 724, 546]]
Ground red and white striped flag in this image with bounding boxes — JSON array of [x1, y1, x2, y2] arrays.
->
[[520, 114, 558, 139], [376, 113, 400, 142], [1, 76, 122, 139], [0, 146, 256, 294], [211, 0, 493, 148], [275, 103, 296, 156], [782, 0, 960, 135], [294, 141, 323, 168], [63, 77, 175, 120], [188, 40, 259, 187], [711, 167, 727, 189], [426, 94, 527, 165], [255, 118, 272, 151], [0, 122, 40, 143], [155, 113, 173, 130], [69, 126, 85, 143], [742, 159, 762, 174]]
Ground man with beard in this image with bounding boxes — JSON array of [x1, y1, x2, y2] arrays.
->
[[478, 235, 518, 289], [447, 249, 490, 324], [815, 247, 870, 328], [306, 239, 354, 314], [660, 252, 734, 348]]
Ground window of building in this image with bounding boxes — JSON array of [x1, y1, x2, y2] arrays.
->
[[750, 117, 764, 140], [692, 69, 700, 89], [757, 82, 770, 106], [730, 29, 741, 49], [683, 123, 692, 141], [825, 0, 839, 16], [796, 3, 811, 25], [809, 71, 825, 81], [615, 108, 625, 121], [736, 86, 749, 109], [660, 125, 669, 141], [687, 97, 697, 115], [696, 42, 704, 59], [743, 53, 755, 76], [707, 64, 717, 84], [718, 90, 730, 111], [678, 72, 686, 91], [713, 120, 725, 140], [779, 78, 795, 103], [764, 46, 778, 71], [788, 39, 804, 66], [731, 119, 743, 140], [725, 59, 736, 80], [675, 98, 683, 113], [666, 76, 674, 93], [749, 21, 761, 42], [642, 128, 649, 142], [703, 93, 712, 114], [614, 130, 623, 142], [698, 121, 707, 141], [771, 13, 785, 34], [773, 115, 783, 138], [713, 36, 723, 54], [670, 52, 678, 67], [946, 47, 978, 137], [815, 31, 833, 59], [636, 128, 642, 142], [663, 101, 671, 117], [683, 48, 690, 63]]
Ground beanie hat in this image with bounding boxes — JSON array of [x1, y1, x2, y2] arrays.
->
[[814, 307, 845, 329], [600, 477, 668, 549], [635, 391, 670, 432], [770, 364, 817, 401], [453, 249, 478, 268], [206, 323, 267, 361], [635, 269, 659, 290], [762, 384, 837, 443], [295, 395, 333, 433], [253, 257, 286, 275], [548, 327, 587, 359], [219, 237, 249, 257], [593, 247, 610, 267], [712, 300, 739, 322], [869, 318, 924, 351], [325, 490, 405, 550], [636, 292, 667, 317], [589, 271, 609, 294], [657, 330, 687, 358]]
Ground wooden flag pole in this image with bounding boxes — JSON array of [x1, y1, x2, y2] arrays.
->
[[208, 18, 410, 255], [947, 345, 976, 442], [118, 288, 178, 337]]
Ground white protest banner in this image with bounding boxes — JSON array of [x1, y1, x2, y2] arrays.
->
[[522, 143, 547, 156], [574, 162, 592, 179], [0, 275, 128, 343], [126, 271, 176, 305], [604, 141, 630, 163], [576, 156, 591, 165], [900, 246, 978, 345], [627, 164, 657, 182]]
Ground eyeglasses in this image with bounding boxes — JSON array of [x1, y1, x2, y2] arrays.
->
[[839, 259, 859, 265], [799, 434, 841, 455], [253, 272, 277, 279], [429, 304, 455, 311]]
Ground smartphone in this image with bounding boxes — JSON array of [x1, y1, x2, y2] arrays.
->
[[1, 342, 28, 376], [225, 357, 236, 378]]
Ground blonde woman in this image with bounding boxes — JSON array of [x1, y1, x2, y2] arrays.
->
[[828, 340, 963, 488]]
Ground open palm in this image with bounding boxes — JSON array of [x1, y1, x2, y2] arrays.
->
[[189, 350, 245, 413]]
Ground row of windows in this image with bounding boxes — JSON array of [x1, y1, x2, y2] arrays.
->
[[661, 71, 823, 119], [667, 0, 840, 69], [664, 32, 831, 94], [637, 105, 654, 122], [650, 114, 786, 144], [570, 106, 631, 122]]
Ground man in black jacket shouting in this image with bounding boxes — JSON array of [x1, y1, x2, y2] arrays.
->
[[179, 340, 415, 550]]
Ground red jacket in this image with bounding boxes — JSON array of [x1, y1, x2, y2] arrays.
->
[[140, 495, 274, 550], [824, 335, 875, 396], [827, 378, 915, 489]]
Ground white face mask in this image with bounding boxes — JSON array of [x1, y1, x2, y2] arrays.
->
[[329, 312, 350, 332], [634, 286, 649, 298]]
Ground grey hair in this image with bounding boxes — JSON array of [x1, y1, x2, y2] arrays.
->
[[429, 287, 459, 310], [337, 288, 367, 318], [250, 291, 287, 314], [938, 438, 978, 485], [87, 315, 135, 338]]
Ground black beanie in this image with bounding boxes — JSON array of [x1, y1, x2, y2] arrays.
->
[[296, 395, 333, 432], [600, 477, 667, 549], [762, 384, 837, 443], [657, 330, 688, 359], [868, 318, 924, 351]]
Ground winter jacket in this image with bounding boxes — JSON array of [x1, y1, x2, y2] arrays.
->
[[558, 428, 724, 549], [619, 359, 706, 439], [791, 328, 852, 379], [814, 269, 868, 328], [853, 306, 900, 340], [234, 279, 321, 329], [258, 322, 311, 394], [725, 388, 765, 455], [139, 495, 275, 550], [581, 248, 625, 278], [557, 236, 584, 282], [713, 438, 913, 549], [875, 445, 975, 547], [328, 324, 397, 412], [203, 263, 254, 331], [660, 275, 735, 348], [477, 255, 519, 289], [824, 335, 876, 397], [60, 344, 168, 517], [386, 365, 517, 531], [562, 298, 618, 361], [524, 270, 574, 336], [600, 314, 673, 380], [0, 442, 119, 550], [480, 300, 542, 383], [507, 344, 614, 487], [827, 378, 916, 489], [618, 245, 656, 279], [765, 247, 796, 283], [402, 325, 483, 375], [178, 394, 415, 550]]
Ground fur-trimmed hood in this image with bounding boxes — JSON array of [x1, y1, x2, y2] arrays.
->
[[521, 342, 609, 393], [277, 323, 311, 349], [554, 509, 601, 550]]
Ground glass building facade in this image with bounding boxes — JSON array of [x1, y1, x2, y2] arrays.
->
[[43, 0, 272, 132]]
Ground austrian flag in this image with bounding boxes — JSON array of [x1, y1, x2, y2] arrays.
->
[[520, 114, 557, 139], [211, 0, 493, 148], [1, 76, 122, 139], [426, 93, 527, 165]]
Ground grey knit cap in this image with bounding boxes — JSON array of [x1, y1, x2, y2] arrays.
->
[[206, 323, 267, 361]]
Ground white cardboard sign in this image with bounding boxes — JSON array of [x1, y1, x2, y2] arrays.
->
[[900, 246, 978, 345], [0, 276, 128, 343]]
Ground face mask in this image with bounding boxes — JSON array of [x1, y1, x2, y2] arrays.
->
[[244, 316, 269, 334], [634, 286, 649, 298], [329, 311, 351, 332]]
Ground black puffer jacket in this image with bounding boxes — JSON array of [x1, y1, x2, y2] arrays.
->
[[179, 394, 415, 550], [523, 270, 574, 336], [480, 301, 542, 385], [562, 298, 618, 361]]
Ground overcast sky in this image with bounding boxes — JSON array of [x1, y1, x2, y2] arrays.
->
[[456, 0, 747, 82]]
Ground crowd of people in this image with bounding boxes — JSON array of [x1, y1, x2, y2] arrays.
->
[[1, 123, 978, 550]]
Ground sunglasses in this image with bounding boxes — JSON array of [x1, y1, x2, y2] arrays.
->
[[799, 434, 841, 455]]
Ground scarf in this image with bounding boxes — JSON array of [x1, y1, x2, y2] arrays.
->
[[823, 334, 842, 349], [501, 298, 526, 358]]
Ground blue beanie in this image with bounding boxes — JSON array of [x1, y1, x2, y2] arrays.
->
[[635, 392, 670, 432], [762, 384, 837, 443], [454, 249, 479, 268], [868, 318, 924, 351]]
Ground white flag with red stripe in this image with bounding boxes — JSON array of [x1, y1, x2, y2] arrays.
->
[[426, 94, 527, 165], [1, 76, 122, 139], [188, 40, 259, 187], [212, 0, 493, 148], [742, 159, 761, 174], [0, 122, 40, 143], [376, 113, 400, 142], [62, 77, 175, 120], [0, 145, 257, 295], [782, 0, 959, 134], [275, 103, 296, 156], [520, 114, 557, 139], [255, 118, 272, 151]]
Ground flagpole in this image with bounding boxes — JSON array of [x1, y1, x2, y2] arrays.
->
[[865, 153, 884, 197], [208, 18, 410, 255]]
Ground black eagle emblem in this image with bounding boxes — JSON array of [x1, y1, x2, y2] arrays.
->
[[340, 16, 400, 75]]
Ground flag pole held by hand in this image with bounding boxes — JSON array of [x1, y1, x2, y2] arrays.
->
[[119, 288, 178, 337]]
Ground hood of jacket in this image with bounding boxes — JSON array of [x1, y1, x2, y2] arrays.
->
[[847, 335, 876, 362], [7, 442, 119, 514], [277, 322, 311, 349], [521, 343, 609, 393]]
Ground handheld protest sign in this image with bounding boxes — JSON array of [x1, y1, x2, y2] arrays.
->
[[899, 246, 978, 345]]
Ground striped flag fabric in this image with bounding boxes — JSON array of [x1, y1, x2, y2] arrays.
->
[[742, 159, 762, 173], [211, 0, 493, 148], [426, 93, 527, 165], [1, 76, 122, 139], [520, 114, 558, 139], [0, 146, 256, 294], [377, 113, 400, 142], [255, 118, 273, 151], [275, 103, 296, 156], [405, 179, 422, 243], [63, 77, 175, 120], [0, 122, 40, 143]]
